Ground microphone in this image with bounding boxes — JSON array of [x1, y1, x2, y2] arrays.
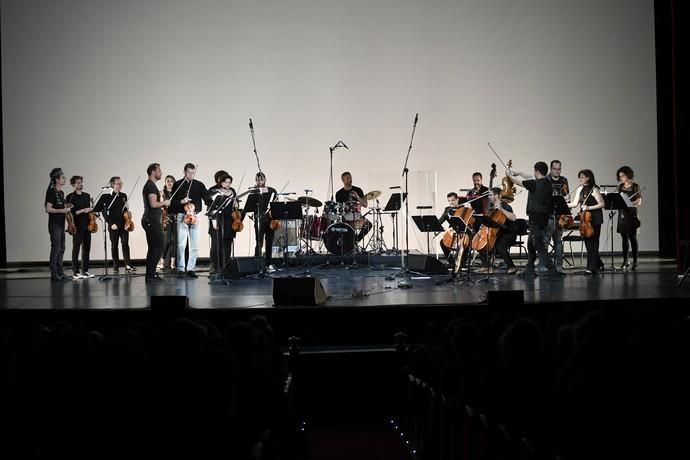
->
[[249, 118, 254, 129], [414, 113, 419, 125], [340, 140, 349, 150]]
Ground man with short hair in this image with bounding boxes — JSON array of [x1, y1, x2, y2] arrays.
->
[[544, 160, 570, 273], [508, 162, 560, 280], [66, 176, 94, 279], [169, 163, 207, 278], [335, 171, 372, 245], [103, 176, 135, 273], [142, 163, 170, 281]]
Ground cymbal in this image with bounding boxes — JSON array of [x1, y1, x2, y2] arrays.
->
[[365, 190, 382, 200], [297, 196, 323, 207]]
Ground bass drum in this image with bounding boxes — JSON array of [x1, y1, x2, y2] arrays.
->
[[323, 222, 355, 255]]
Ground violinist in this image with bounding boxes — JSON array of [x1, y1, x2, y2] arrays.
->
[[508, 162, 560, 280], [251, 172, 278, 273], [545, 160, 569, 274], [159, 175, 177, 273], [45, 168, 72, 281], [104, 176, 135, 273], [567, 169, 605, 275], [439, 192, 460, 259], [206, 170, 229, 275], [205, 172, 238, 276], [476, 188, 518, 274], [616, 166, 642, 270], [142, 163, 171, 282], [66, 176, 94, 279], [170, 163, 207, 278], [466, 172, 490, 215]]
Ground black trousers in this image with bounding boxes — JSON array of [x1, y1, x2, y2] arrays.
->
[[620, 231, 639, 263], [162, 221, 177, 269], [71, 230, 91, 274], [109, 227, 131, 268], [254, 218, 275, 264], [210, 228, 235, 271], [494, 231, 516, 269], [526, 218, 555, 273], [143, 217, 163, 278], [49, 223, 66, 277], [584, 224, 604, 271]]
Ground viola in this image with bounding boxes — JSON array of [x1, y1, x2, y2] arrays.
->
[[270, 218, 282, 231], [123, 208, 135, 232], [558, 214, 575, 229], [231, 208, 244, 232], [579, 210, 594, 238], [183, 201, 197, 225], [500, 160, 516, 203], [65, 205, 77, 235], [87, 198, 98, 233]]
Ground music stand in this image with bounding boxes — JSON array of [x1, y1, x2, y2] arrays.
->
[[93, 194, 119, 282], [603, 192, 630, 271], [207, 194, 234, 286], [383, 192, 407, 254], [473, 214, 501, 284], [271, 201, 303, 270], [412, 215, 444, 256], [243, 191, 268, 279]]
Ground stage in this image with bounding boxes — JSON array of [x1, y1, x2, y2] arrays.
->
[[1, 255, 687, 311]]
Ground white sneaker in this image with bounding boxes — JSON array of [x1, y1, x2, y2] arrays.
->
[[82, 272, 95, 278], [72, 274, 84, 280], [266, 264, 276, 273], [125, 265, 136, 272]]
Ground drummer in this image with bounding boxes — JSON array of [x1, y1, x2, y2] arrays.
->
[[335, 171, 372, 243]]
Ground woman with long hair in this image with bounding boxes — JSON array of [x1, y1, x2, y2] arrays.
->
[[567, 169, 605, 275]]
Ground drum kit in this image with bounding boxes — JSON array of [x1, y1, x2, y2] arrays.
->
[[292, 189, 386, 256]]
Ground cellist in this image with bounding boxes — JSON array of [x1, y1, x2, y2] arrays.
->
[[476, 188, 518, 274], [438, 192, 460, 259], [567, 169, 605, 275]]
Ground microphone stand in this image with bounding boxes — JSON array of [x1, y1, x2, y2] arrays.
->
[[396, 114, 423, 288], [328, 140, 348, 202]]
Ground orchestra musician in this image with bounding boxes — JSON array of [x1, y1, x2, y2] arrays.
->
[[508, 162, 560, 280], [159, 174, 177, 273], [170, 163, 207, 278], [205, 170, 237, 276], [45, 168, 72, 281], [66, 176, 94, 279], [476, 188, 518, 274], [616, 166, 642, 270], [544, 160, 569, 274], [104, 176, 135, 273], [335, 171, 372, 245], [438, 192, 460, 259], [466, 172, 490, 216], [142, 163, 170, 282], [567, 169, 605, 275], [252, 172, 278, 273]]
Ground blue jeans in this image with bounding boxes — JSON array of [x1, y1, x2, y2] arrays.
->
[[49, 222, 66, 277], [176, 213, 200, 271], [544, 215, 564, 270]]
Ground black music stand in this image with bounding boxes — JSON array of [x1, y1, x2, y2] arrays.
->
[[93, 194, 119, 282], [271, 201, 303, 270], [207, 194, 234, 286], [412, 215, 444, 256], [603, 192, 630, 271], [383, 192, 407, 254], [473, 214, 501, 284], [243, 191, 268, 279]]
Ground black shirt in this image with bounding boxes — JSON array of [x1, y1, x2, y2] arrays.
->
[[65, 191, 91, 232], [206, 186, 238, 238], [142, 180, 161, 220], [467, 186, 489, 214], [45, 186, 66, 229], [103, 192, 128, 228], [547, 175, 570, 196], [523, 177, 552, 223], [169, 179, 208, 215], [580, 185, 603, 226], [439, 206, 458, 226], [336, 186, 365, 204]]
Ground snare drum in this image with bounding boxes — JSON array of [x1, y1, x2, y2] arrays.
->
[[342, 200, 361, 222], [323, 200, 342, 222]]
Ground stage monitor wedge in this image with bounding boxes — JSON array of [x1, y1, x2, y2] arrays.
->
[[273, 277, 328, 306]]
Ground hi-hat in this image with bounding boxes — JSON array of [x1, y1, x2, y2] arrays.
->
[[365, 190, 382, 200], [297, 196, 323, 207]]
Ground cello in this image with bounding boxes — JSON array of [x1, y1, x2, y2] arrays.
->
[[472, 164, 503, 252]]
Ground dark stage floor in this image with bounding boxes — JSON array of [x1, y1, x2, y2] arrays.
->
[[1, 256, 688, 310]]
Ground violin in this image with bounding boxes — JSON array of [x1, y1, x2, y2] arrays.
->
[[501, 160, 516, 203], [183, 183, 197, 225], [123, 206, 135, 232], [65, 204, 77, 235], [87, 198, 98, 233], [577, 187, 595, 238]]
